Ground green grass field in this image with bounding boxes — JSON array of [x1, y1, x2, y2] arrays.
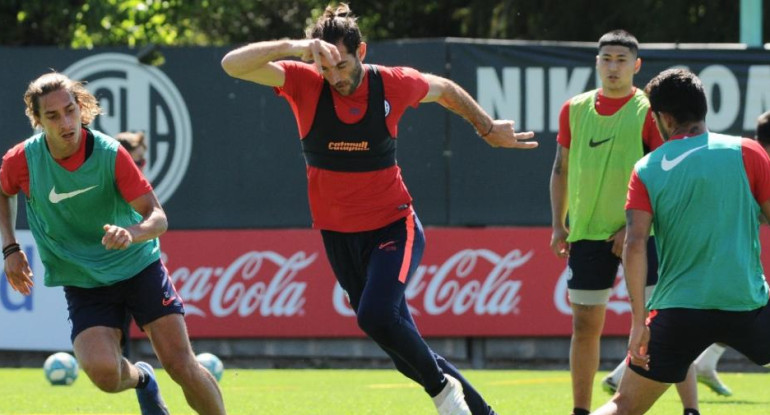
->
[[0, 368, 767, 414]]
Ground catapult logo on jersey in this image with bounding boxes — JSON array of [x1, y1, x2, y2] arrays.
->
[[64, 53, 192, 204]]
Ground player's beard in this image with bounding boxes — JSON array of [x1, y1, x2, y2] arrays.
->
[[346, 61, 364, 94]]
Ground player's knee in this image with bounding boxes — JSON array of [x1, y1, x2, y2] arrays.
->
[[356, 306, 394, 339], [571, 306, 606, 335], [609, 392, 644, 415], [83, 361, 122, 392]]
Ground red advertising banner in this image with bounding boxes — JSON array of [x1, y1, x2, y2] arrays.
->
[[141, 227, 646, 339], [134, 227, 770, 339]]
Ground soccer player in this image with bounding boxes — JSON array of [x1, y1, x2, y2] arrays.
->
[[0, 72, 226, 415], [549, 29, 698, 415], [221, 3, 536, 414], [591, 68, 770, 415]]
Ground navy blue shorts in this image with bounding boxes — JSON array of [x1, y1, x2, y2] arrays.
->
[[629, 304, 770, 383], [63, 259, 184, 345], [320, 213, 425, 310], [567, 237, 658, 290]]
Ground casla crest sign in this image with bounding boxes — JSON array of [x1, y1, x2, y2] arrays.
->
[[64, 53, 192, 203]]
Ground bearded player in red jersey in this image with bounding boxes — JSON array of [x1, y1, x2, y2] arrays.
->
[[222, 3, 537, 415]]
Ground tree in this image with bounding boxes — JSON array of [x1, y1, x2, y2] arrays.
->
[[0, 0, 766, 47]]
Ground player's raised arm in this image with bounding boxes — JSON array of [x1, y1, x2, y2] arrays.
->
[[221, 39, 343, 87]]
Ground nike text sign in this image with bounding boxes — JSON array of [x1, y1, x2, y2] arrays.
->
[[141, 227, 770, 339]]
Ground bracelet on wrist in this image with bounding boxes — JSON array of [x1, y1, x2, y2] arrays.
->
[[479, 122, 494, 137], [3, 243, 20, 260]]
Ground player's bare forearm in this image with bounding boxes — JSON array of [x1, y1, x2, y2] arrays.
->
[[127, 192, 168, 243], [0, 192, 18, 247], [221, 40, 305, 85], [422, 74, 491, 134], [549, 145, 569, 228], [623, 209, 652, 324], [422, 74, 537, 149]]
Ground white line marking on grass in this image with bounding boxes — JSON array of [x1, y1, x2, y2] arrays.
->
[[367, 383, 420, 389], [488, 376, 571, 386]]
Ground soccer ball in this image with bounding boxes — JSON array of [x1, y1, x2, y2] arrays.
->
[[43, 352, 79, 385], [196, 352, 223, 382]]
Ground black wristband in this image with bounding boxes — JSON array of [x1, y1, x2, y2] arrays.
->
[[3, 243, 20, 259]]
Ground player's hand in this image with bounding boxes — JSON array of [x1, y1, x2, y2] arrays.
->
[[627, 323, 651, 371], [608, 227, 626, 258], [550, 226, 570, 258], [102, 224, 133, 250], [4, 249, 33, 295], [481, 120, 538, 149], [300, 39, 342, 73]]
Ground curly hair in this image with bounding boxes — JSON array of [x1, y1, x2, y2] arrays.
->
[[24, 72, 102, 128], [645, 68, 707, 125], [306, 3, 362, 54]]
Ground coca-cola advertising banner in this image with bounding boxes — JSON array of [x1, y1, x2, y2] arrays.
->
[[6, 227, 770, 350], [160, 226, 757, 339]]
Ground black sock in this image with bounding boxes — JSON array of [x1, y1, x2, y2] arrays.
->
[[428, 376, 448, 398], [684, 409, 700, 415], [136, 365, 150, 389], [573, 408, 590, 415]]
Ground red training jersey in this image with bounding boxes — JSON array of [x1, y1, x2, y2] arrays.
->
[[275, 61, 430, 232]]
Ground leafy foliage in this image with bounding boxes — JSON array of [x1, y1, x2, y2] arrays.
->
[[0, 0, 766, 47]]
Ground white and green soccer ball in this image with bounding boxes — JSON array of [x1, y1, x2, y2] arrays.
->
[[196, 352, 223, 382], [43, 352, 79, 386]]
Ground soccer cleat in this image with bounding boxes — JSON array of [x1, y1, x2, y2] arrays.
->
[[432, 374, 471, 415], [135, 362, 170, 415], [696, 371, 733, 397], [600, 375, 618, 395]]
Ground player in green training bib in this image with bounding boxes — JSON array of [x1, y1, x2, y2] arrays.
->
[[592, 68, 770, 415], [0, 72, 226, 415], [548, 30, 702, 415]]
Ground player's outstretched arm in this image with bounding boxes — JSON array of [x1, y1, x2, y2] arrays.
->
[[221, 39, 342, 87], [420, 73, 537, 149]]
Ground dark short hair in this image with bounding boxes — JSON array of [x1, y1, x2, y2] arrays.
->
[[645, 68, 707, 124], [598, 30, 639, 57], [306, 3, 362, 55], [756, 110, 770, 147]]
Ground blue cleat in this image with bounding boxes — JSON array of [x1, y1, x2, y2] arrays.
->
[[135, 361, 170, 415]]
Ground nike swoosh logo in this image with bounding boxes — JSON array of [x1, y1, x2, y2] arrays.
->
[[379, 241, 396, 250], [660, 144, 708, 171], [588, 136, 613, 148], [162, 296, 177, 307], [48, 185, 98, 204]]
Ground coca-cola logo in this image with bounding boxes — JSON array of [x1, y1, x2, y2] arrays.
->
[[169, 251, 313, 318], [333, 248, 531, 317], [553, 265, 630, 315]]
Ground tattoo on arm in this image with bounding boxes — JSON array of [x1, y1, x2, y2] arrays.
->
[[437, 81, 489, 132]]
